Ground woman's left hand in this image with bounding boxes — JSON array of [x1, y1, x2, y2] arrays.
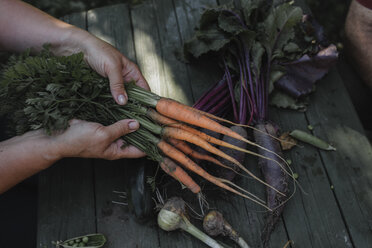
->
[[81, 34, 150, 105]]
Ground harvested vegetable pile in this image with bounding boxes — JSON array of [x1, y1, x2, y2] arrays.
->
[[0, 46, 285, 211], [180, 0, 338, 245]]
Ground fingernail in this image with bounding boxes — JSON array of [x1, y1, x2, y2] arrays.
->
[[128, 120, 139, 130], [118, 94, 127, 105]]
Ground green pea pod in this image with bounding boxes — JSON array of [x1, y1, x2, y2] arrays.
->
[[290, 129, 336, 151], [57, 233, 106, 248]]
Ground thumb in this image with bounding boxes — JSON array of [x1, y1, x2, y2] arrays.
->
[[104, 119, 139, 140], [107, 62, 127, 105]]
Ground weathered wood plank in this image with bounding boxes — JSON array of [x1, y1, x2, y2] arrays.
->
[[155, 1, 220, 247], [130, 2, 203, 247], [305, 68, 372, 247], [131, 3, 168, 97], [37, 2, 372, 248], [271, 108, 352, 248], [37, 12, 96, 247], [87, 5, 160, 248], [150, 0, 194, 105], [172, 1, 289, 247], [336, 56, 372, 128], [211, 1, 360, 247], [37, 158, 96, 246], [93, 159, 159, 248], [230, 158, 289, 248], [209, 157, 282, 248], [173, 0, 223, 101]]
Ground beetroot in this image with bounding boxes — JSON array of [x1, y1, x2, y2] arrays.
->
[[253, 123, 288, 247], [218, 126, 248, 181]]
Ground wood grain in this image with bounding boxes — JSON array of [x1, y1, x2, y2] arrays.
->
[[37, 12, 96, 247]]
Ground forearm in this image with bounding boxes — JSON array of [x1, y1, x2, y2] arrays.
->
[[0, 0, 90, 55], [0, 130, 60, 193]]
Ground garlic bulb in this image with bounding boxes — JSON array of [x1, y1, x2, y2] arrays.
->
[[203, 210, 250, 248]]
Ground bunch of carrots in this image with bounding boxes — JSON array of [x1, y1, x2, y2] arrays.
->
[[0, 50, 290, 212], [122, 83, 288, 211]]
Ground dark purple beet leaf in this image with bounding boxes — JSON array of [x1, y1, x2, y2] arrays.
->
[[275, 44, 338, 98]]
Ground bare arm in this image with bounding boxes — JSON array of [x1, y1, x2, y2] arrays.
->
[[0, 130, 61, 193], [0, 119, 144, 194], [0, 0, 150, 103], [0, 0, 84, 54], [0, 0, 151, 193]]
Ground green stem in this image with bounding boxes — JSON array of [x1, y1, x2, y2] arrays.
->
[[237, 237, 250, 248], [180, 216, 223, 248], [122, 102, 149, 115], [126, 83, 160, 107], [116, 108, 162, 135], [124, 128, 162, 161], [52, 98, 121, 122]]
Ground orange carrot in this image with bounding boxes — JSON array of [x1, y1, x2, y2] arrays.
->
[[147, 108, 291, 182], [162, 127, 284, 196], [126, 84, 284, 163], [190, 108, 292, 165], [162, 127, 244, 169], [155, 98, 249, 142], [160, 157, 201, 194], [167, 138, 228, 169], [157, 139, 271, 211], [147, 108, 178, 126], [155, 99, 289, 169]]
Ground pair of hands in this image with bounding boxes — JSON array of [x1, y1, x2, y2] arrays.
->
[[0, 0, 147, 193], [47, 31, 149, 160]]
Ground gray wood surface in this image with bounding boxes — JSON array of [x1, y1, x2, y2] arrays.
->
[[150, 0, 194, 105], [37, 1, 372, 248], [87, 5, 160, 248], [305, 68, 372, 247], [173, 0, 223, 101], [37, 12, 96, 248], [131, 2, 168, 97], [271, 107, 352, 248]]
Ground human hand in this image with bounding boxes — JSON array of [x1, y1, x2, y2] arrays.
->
[[0, 0, 149, 103], [80, 34, 150, 105], [0, 118, 145, 193], [52, 119, 146, 160]]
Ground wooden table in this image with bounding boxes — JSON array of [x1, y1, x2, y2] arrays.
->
[[37, 1, 372, 247]]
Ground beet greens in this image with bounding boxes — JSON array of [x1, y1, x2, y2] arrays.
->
[[182, 0, 337, 245]]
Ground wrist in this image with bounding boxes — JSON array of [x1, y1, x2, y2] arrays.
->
[[26, 130, 64, 166], [43, 135, 64, 164], [50, 25, 92, 56], [31, 130, 63, 168], [1, 130, 62, 170]]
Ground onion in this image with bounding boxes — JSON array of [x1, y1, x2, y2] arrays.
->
[[158, 197, 223, 248]]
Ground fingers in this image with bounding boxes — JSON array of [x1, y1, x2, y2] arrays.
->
[[68, 118, 82, 125], [115, 143, 146, 159], [104, 119, 139, 141], [104, 123, 146, 159], [121, 57, 151, 91], [107, 61, 128, 105], [107, 57, 150, 105]]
